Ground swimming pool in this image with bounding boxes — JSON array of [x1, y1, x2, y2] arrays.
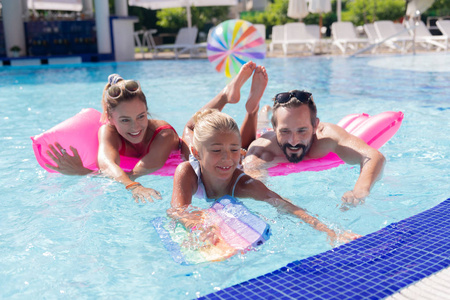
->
[[1, 53, 449, 299]]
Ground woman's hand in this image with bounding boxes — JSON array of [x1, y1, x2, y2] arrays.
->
[[45, 143, 92, 175], [129, 184, 162, 203]]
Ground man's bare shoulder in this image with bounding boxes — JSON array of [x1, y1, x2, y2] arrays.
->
[[245, 131, 280, 163], [315, 122, 346, 141], [309, 121, 354, 158]]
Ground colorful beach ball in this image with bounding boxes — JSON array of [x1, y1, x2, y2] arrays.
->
[[207, 19, 266, 78]]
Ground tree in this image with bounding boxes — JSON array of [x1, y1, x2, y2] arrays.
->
[[423, 0, 450, 18], [156, 6, 230, 32], [241, 0, 337, 37], [342, 0, 405, 25]]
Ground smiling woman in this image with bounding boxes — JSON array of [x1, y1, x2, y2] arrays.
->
[[40, 74, 182, 203]]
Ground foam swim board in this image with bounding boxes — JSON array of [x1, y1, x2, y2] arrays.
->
[[152, 196, 271, 265]]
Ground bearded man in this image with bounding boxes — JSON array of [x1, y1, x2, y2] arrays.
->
[[243, 90, 386, 206]]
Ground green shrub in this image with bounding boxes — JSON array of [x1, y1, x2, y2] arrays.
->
[[342, 0, 405, 25]]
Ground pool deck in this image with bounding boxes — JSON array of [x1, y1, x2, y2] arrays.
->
[[133, 43, 445, 61], [199, 198, 450, 300], [1, 44, 445, 67]]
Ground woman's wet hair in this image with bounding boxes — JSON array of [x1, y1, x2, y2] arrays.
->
[[271, 90, 317, 128], [100, 74, 148, 123], [191, 109, 240, 151]]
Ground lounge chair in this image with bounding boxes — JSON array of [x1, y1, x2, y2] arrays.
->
[[153, 27, 198, 59], [331, 21, 369, 54], [142, 29, 157, 52], [374, 21, 413, 52], [134, 29, 157, 58], [435, 20, 450, 50], [363, 23, 381, 53], [306, 24, 331, 53], [134, 30, 145, 58], [363, 23, 379, 44], [283, 22, 318, 55], [405, 20, 447, 51], [305, 24, 320, 39], [188, 26, 215, 58], [269, 25, 285, 53], [253, 24, 266, 40]]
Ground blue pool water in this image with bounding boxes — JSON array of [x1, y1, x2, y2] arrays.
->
[[0, 53, 449, 299]]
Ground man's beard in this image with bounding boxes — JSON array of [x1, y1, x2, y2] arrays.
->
[[279, 142, 310, 163]]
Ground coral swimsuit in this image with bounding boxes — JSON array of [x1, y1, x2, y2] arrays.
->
[[118, 125, 178, 156]]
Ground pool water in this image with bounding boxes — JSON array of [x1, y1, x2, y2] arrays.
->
[[1, 53, 449, 299]]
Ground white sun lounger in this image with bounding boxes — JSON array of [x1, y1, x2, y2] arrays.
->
[[436, 20, 450, 50], [406, 20, 447, 51], [153, 27, 198, 59], [331, 21, 369, 54], [374, 20, 413, 52], [283, 22, 318, 55], [269, 25, 285, 53]]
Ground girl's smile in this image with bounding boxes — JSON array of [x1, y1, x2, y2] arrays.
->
[[197, 131, 241, 180]]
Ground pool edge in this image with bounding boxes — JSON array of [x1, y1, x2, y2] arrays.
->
[[200, 198, 450, 299]]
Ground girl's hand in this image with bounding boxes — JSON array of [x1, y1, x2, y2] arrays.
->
[[45, 143, 92, 175], [197, 225, 220, 246], [328, 230, 362, 246], [337, 231, 362, 244], [129, 185, 162, 203]]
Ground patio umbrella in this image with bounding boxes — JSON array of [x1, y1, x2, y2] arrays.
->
[[129, 0, 238, 28], [405, 0, 435, 17], [308, 0, 331, 38], [287, 0, 309, 21], [27, 0, 82, 11]]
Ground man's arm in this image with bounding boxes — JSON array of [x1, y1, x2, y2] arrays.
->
[[242, 135, 275, 179], [235, 176, 360, 244], [321, 123, 385, 205]]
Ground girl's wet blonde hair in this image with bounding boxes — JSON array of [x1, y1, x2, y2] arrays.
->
[[191, 109, 240, 151]]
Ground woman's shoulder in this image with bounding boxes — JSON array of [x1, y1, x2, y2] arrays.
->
[[98, 123, 120, 142], [148, 119, 178, 135]]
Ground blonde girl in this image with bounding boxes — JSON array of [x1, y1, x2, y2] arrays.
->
[[169, 109, 360, 244]]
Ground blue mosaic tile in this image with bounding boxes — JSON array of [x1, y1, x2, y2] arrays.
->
[[198, 198, 450, 300]]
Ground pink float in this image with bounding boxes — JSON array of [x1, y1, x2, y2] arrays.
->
[[267, 111, 404, 176], [31, 109, 403, 177], [31, 108, 182, 176]]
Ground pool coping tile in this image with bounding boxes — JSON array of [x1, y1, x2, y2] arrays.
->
[[199, 198, 450, 300]]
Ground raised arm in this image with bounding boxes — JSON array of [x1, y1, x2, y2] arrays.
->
[[320, 123, 386, 206], [242, 133, 276, 179]]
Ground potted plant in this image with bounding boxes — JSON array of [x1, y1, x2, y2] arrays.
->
[[10, 45, 21, 57]]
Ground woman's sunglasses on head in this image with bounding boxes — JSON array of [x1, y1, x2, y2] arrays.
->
[[107, 80, 141, 100]]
